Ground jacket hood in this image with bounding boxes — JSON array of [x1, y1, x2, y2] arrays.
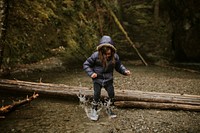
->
[[97, 35, 116, 52]]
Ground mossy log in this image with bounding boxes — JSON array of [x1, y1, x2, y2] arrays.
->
[[0, 79, 200, 111]]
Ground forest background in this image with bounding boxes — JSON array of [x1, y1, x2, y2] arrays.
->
[[0, 0, 199, 70]]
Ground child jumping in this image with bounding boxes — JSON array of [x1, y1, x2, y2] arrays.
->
[[83, 35, 131, 120]]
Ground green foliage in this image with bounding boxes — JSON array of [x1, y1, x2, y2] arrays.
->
[[4, 0, 60, 65], [2, 0, 138, 67]]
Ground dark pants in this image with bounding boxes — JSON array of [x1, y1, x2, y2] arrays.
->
[[93, 82, 114, 103]]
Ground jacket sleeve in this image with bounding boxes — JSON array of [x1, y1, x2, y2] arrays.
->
[[83, 52, 97, 77], [114, 54, 127, 75]]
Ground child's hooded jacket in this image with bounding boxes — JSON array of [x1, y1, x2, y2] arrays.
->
[[83, 36, 127, 86]]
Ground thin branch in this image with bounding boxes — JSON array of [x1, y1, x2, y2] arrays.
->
[[0, 93, 39, 116], [103, 0, 148, 66]]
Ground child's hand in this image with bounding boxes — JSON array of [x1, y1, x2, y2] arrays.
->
[[91, 73, 97, 78], [125, 70, 131, 76]]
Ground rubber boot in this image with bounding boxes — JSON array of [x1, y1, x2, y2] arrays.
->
[[89, 101, 99, 121], [106, 98, 117, 118], [92, 101, 98, 110]]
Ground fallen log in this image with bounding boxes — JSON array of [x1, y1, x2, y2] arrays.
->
[[0, 79, 200, 111], [0, 93, 39, 116], [0, 79, 200, 104], [115, 101, 200, 111]]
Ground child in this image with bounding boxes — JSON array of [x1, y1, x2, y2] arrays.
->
[[83, 35, 131, 120]]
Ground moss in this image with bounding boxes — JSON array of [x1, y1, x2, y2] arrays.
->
[[2, 0, 184, 67]]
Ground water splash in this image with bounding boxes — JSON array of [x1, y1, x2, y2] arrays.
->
[[77, 91, 116, 120]]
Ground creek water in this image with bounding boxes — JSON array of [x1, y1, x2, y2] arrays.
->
[[0, 65, 200, 133]]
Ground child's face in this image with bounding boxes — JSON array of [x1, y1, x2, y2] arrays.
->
[[105, 49, 111, 60]]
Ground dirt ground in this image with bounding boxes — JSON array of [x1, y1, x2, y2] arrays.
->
[[63, 64, 200, 133], [2, 60, 198, 133]]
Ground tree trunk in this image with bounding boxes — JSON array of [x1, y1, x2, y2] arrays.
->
[[115, 101, 200, 111], [154, 0, 159, 24], [0, 79, 199, 111], [0, 0, 10, 68]]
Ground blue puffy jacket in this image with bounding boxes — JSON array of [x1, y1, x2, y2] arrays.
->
[[83, 51, 127, 86]]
